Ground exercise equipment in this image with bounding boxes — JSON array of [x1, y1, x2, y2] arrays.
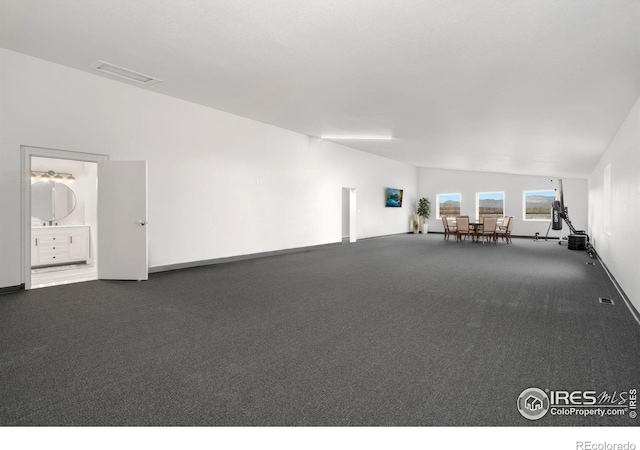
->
[[546, 179, 595, 258]]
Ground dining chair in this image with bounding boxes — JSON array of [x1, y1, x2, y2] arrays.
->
[[441, 216, 450, 241], [455, 216, 472, 242], [495, 216, 513, 244], [479, 217, 497, 244], [495, 216, 509, 240], [457, 215, 470, 237], [448, 217, 457, 235], [505, 216, 514, 243]]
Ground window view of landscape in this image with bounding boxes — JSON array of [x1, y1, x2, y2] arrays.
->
[[478, 192, 504, 220], [436, 190, 554, 221], [438, 194, 461, 218], [524, 190, 555, 220]]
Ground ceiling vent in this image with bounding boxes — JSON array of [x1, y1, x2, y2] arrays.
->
[[89, 60, 161, 86]]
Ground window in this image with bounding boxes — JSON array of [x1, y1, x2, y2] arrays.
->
[[523, 190, 555, 221], [476, 192, 504, 220], [437, 193, 461, 218]]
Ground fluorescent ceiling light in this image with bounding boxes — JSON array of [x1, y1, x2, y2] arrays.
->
[[90, 60, 161, 86], [320, 135, 394, 140]]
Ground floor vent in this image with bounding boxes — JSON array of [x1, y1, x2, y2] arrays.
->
[[586, 262, 596, 265], [599, 298, 615, 305]]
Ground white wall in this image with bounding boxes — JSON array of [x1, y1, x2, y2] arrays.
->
[[0, 48, 416, 288], [418, 167, 588, 238], [588, 96, 640, 312]]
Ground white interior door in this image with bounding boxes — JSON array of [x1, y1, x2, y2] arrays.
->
[[98, 160, 148, 280]]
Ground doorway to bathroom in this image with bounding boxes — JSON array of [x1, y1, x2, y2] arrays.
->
[[22, 146, 149, 290], [22, 147, 106, 290], [30, 156, 98, 288]]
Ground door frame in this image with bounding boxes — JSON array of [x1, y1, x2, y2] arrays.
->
[[341, 187, 357, 243], [21, 146, 108, 290]]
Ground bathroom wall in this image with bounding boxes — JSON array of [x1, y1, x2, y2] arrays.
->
[[30, 157, 87, 226]]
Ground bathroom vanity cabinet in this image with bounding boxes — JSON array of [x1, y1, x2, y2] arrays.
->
[[31, 226, 90, 267]]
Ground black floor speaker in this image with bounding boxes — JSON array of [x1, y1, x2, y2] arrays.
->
[[568, 234, 587, 250]]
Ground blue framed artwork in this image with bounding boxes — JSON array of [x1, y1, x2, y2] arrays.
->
[[386, 188, 403, 207]]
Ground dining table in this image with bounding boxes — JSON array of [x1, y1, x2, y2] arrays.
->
[[449, 217, 506, 243], [468, 222, 483, 242]]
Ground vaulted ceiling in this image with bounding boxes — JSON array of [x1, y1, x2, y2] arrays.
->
[[1, 0, 639, 177]]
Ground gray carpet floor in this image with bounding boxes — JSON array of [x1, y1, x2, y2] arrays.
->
[[1, 234, 639, 426]]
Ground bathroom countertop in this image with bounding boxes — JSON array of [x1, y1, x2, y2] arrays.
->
[[32, 224, 88, 229]]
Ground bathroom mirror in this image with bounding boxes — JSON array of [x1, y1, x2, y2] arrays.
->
[[31, 181, 77, 221]]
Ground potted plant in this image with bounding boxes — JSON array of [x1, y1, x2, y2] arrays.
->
[[417, 197, 431, 234]]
